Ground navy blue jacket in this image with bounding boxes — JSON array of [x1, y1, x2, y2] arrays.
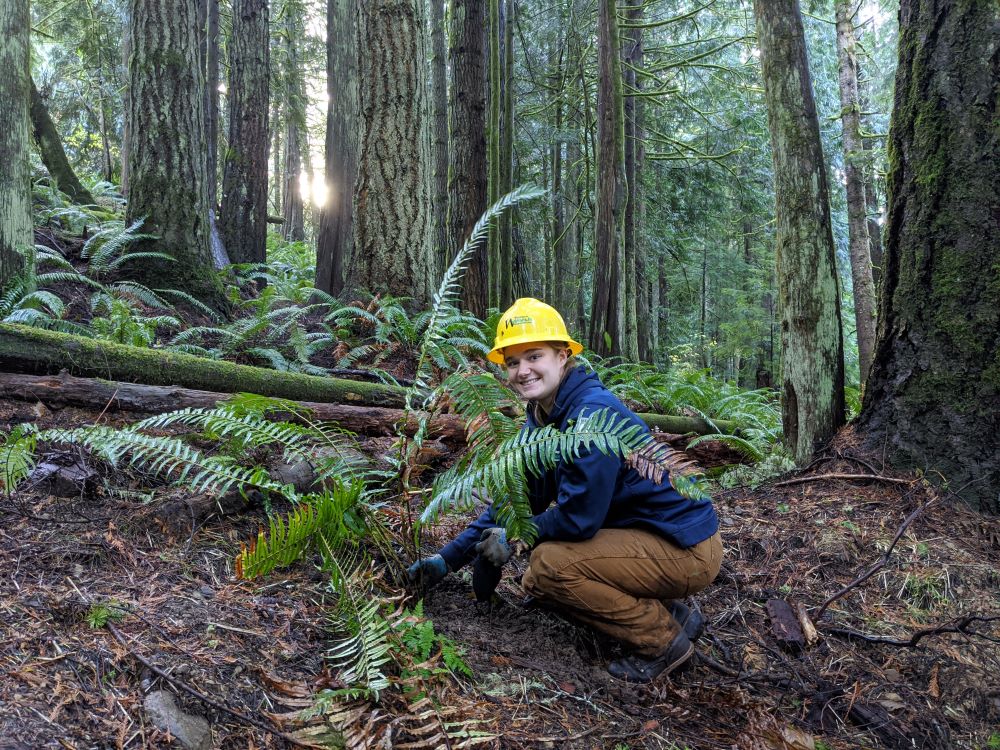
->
[[438, 366, 719, 572]]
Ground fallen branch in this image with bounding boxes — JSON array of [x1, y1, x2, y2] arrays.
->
[[823, 615, 1000, 648], [814, 494, 938, 621], [773, 472, 912, 487]]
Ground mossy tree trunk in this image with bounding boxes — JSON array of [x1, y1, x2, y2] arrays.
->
[[315, 0, 357, 296], [429, 0, 449, 275], [753, 0, 845, 463], [448, 0, 488, 316], [29, 79, 96, 206], [220, 0, 270, 265], [623, 3, 646, 362], [125, 0, 225, 309], [589, 0, 626, 357], [859, 0, 1000, 511], [204, 0, 221, 210], [0, 0, 31, 289], [835, 0, 877, 388], [348, 0, 434, 305]]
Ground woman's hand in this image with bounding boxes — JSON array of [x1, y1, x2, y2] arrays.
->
[[406, 554, 449, 587], [475, 527, 512, 566]]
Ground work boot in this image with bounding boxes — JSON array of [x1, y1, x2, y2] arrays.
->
[[607, 629, 695, 683], [666, 600, 705, 643]]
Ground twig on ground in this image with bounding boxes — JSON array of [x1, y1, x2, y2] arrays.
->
[[774, 473, 912, 487], [814, 494, 938, 621], [824, 615, 1000, 648]]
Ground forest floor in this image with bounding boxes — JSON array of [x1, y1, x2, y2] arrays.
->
[[2, 400, 1000, 750]]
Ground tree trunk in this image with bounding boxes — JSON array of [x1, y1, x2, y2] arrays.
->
[[125, 0, 225, 308], [0, 0, 31, 289], [348, 0, 434, 305], [835, 0, 877, 388], [589, 0, 626, 357], [29, 80, 96, 206], [486, 0, 501, 308], [624, 3, 648, 362], [220, 0, 270, 265], [753, 0, 845, 463], [315, 0, 357, 296], [281, 6, 306, 243], [448, 0, 488, 315], [498, 0, 516, 308], [0, 323, 408, 407], [428, 0, 448, 276], [858, 0, 1000, 511], [206, 0, 220, 209]]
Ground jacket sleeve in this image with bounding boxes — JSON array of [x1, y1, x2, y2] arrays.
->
[[529, 407, 622, 544]]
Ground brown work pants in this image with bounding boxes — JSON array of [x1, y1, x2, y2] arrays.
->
[[522, 528, 722, 657]]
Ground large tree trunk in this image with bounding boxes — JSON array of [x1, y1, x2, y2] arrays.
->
[[858, 0, 1000, 511], [753, 0, 845, 463], [449, 0, 489, 316], [125, 0, 225, 308], [29, 79, 96, 206], [497, 0, 516, 308], [348, 0, 434, 304], [0, 0, 31, 289], [315, 0, 357, 296], [835, 0, 877, 388], [624, 3, 649, 362], [205, 0, 220, 210], [0, 324, 408, 407], [219, 0, 270, 265], [281, 5, 306, 243], [429, 0, 449, 274], [588, 0, 626, 357]]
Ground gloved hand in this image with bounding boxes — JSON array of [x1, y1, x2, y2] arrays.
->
[[472, 555, 503, 602], [406, 554, 449, 588], [474, 527, 511, 566]]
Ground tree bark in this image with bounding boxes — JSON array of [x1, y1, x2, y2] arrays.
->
[[0, 323, 408, 407], [205, 0, 220, 209], [315, 0, 357, 296], [835, 0, 877, 388], [753, 0, 845, 463], [497, 0, 516, 308], [0, 370, 739, 442], [125, 0, 225, 308], [29, 79, 96, 206], [0, 0, 31, 288], [589, 0, 626, 357], [281, 6, 306, 243], [429, 0, 449, 274], [858, 0, 1000, 511], [220, 0, 270, 265], [448, 0, 488, 315], [348, 0, 434, 304]]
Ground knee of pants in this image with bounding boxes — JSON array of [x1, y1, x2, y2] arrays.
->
[[523, 542, 574, 596]]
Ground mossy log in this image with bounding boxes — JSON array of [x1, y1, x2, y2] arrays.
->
[[0, 324, 740, 438], [0, 324, 408, 407]]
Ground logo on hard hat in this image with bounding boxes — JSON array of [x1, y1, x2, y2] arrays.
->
[[507, 316, 533, 328]]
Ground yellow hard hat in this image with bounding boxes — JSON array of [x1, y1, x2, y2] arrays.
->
[[487, 298, 583, 364]]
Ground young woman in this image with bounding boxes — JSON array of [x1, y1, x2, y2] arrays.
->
[[408, 298, 722, 683]]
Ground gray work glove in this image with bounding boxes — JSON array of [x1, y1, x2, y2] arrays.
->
[[406, 554, 449, 588], [474, 527, 511, 566]]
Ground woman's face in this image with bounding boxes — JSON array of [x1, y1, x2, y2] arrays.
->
[[503, 343, 568, 405]]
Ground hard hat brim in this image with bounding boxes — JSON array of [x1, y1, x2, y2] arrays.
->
[[487, 335, 584, 364]]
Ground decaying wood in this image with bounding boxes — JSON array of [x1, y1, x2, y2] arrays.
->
[[0, 372, 742, 457], [0, 371, 465, 440], [766, 598, 806, 651]]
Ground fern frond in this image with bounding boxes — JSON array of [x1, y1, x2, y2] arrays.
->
[[1, 424, 38, 492], [686, 433, 765, 462]]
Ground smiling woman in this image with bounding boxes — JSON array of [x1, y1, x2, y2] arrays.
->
[[408, 297, 723, 684]]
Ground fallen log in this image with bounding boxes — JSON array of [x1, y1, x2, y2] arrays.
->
[[0, 323, 408, 408], [0, 371, 465, 440]]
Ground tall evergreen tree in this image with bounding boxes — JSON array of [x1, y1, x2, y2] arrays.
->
[[429, 0, 449, 272], [859, 0, 1000, 511], [589, 0, 626, 357], [125, 0, 225, 307], [448, 0, 488, 316], [835, 0, 877, 387], [220, 0, 270, 265], [0, 0, 31, 289], [315, 0, 357, 296], [754, 0, 845, 462], [348, 0, 434, 304], [281, 0, 307, 242]]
